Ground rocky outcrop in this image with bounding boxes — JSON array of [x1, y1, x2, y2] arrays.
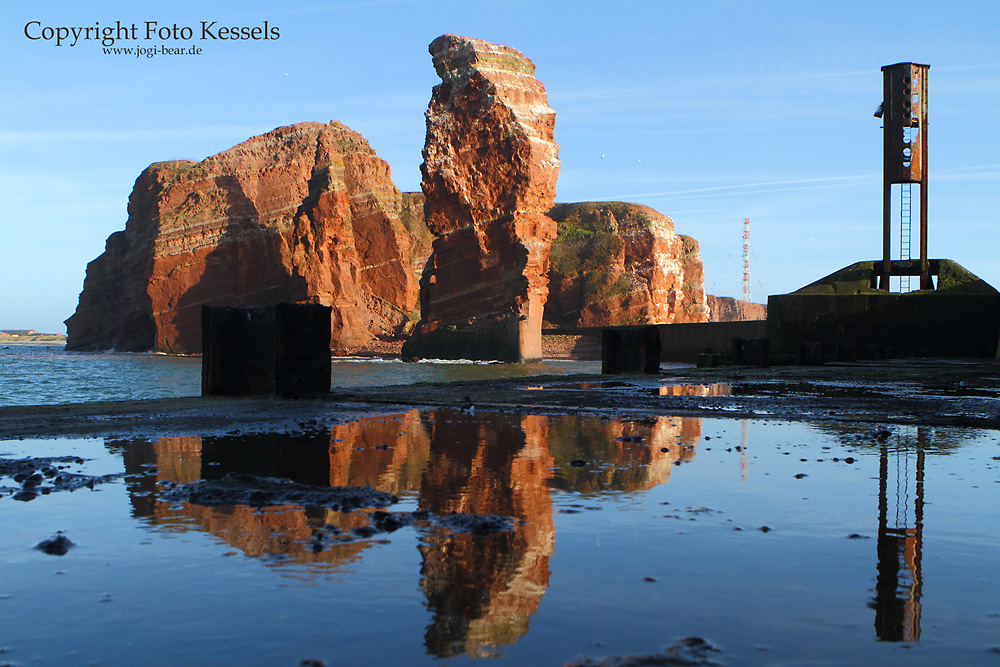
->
[[544, 202, 708, 328], [65, 121, 419, 354], [707, 295, 767, 321], [402, 35, 560, 362], [399, 192, 435, 290]]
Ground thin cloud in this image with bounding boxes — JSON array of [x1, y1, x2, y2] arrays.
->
[[0, 126, 267, 143], [606, 173, 880, 201]]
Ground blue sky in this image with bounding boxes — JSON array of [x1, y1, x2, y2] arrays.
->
[[3, 0, 999, 334]]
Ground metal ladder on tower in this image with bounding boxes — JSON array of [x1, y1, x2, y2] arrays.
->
[[899, 183, 912, 292]]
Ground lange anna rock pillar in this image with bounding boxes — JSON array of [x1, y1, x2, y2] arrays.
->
[[402, 35, 560, 362]]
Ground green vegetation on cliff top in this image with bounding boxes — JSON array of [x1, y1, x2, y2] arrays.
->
[[548, 202, 651, 304]]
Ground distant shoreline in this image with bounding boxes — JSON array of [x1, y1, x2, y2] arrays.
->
[[0, 334, 601, 358], [0, 335, 67, 346]]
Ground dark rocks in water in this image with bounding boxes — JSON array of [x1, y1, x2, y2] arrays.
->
[[311, 508, 512, 546], [565, 636, 722, 666], [435, 512, 514, 535], [14, 489, 38, 502], [370, 510, 416, 533], [569, 459, 588, 467], [158, 472, 399, 512], [1, 455, 122, 500], [159, 475, 515, 544], [352, 525, 380, 538], [36, 532, 74, 556]]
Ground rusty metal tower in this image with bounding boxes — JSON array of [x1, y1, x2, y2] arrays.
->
[[875, 62, 930, 291]]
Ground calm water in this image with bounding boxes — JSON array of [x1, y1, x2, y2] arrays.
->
[[2, 412, 998, 665], [0, 345, 601, 407]]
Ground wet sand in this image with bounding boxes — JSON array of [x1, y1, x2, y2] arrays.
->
[[3, 358, 998, 665], [2, 358, 997, 439]]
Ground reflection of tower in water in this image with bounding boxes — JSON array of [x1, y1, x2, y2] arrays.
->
[[870, 426, 925, 642]]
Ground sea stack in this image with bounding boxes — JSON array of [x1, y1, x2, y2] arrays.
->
[[402, 35, 560, 362], [544, 202, 710, 328], [65, 122, 420, 354]]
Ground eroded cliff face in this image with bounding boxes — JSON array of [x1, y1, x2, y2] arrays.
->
[[706, 295, 768, 322], [65, 121, 418, 354], [402, 34, 560, 362], [544, 202, 709, 328]]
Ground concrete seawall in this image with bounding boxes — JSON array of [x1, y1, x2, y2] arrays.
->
[[543, 320, 767, 364]]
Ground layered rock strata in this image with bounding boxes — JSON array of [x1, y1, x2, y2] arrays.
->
[[706, 295, 768, 321], [402, 35, 560, 362], [544, 202, 709, 328], [65, 122, 419, 354]]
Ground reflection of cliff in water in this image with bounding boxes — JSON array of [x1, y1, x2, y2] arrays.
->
[[547, 415, 700, 494], [113, 410, 704, 657], [117, 418, 428, 569], [417, 411, 554, 657]]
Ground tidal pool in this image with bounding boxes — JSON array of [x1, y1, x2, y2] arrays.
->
[[1, 412, 998, 665]]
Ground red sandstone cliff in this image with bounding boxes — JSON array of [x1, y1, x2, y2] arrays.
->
[[402, 35, 560, 362], [544, 202, 709, 328], [65, 121, 419, 354], [706, 295, 768, 321]]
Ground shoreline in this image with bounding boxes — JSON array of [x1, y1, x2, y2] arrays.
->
[[1, 334, 602, 359], [2, 358, 997, 440]]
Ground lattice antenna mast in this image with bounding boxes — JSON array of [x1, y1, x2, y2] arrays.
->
[[742, 217, 751, 303]]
